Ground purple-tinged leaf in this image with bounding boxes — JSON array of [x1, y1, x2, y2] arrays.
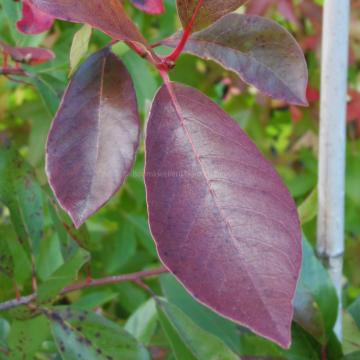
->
[[177, 0, 246, 31], [30, 0, 147, 45], [164, 14, 308, 105], [0, 41, 55, 65], [17, 0, 54, 35], [46, 48, 140, 228], [145, 82, 302, 348], [131, 0, 165, 15]]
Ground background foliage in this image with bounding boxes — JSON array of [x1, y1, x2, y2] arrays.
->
[[0, 0, 359, 359]]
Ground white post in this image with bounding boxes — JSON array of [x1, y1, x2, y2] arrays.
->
[[317, 0, 350, 340]]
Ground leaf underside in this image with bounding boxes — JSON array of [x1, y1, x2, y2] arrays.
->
[[145, 82, 302, 348], [46, 48, 140, 228]]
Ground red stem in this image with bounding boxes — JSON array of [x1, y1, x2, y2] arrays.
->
[[0, 267, 169, 312], [61, 267, 168, 294], [165, 0, 204, 63]]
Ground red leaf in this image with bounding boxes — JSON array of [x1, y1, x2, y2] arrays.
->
[[30, 0, 147, 44], [0, 41, 55, 65], [17, 0, 54, 35], [131, 0, 165, 15], [177, 0, 247, 31], [145, 82, 302, 348], [46, 48, 140, 228], [163, 14, 308, 105]]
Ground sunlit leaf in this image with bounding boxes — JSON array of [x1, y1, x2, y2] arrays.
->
[[69, 24, 92, 77]]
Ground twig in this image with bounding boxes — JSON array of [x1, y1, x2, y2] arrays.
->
[[0, 267, 168, 312], [165, 0, 204, 62]]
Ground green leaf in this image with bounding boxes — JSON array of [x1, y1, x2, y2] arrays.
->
[[104, 225, 137, 274], [73, 291, 118, 310], [113, 44, 158, 114], [121, 213, 157, 257], [0, 225, 32, 285], [349, 296, 360, 329], [0, 231, 14, 279], [37, 247, 90, 303], [238, 323, 320, 359], [158, 304, 197, 360], [37, 234, 64, 281], [161, 275, 241, 353], [343, 352, 360, 360], [69, 24, 92, 77], [343, 311, 360, 355], [125, 298, 158, 345], [157, 299, 239, 360], [30, 75, 61, 116], [298, 188, 318, 225], [294, 237, 338, 343], [0, 318, 10, 349], [45, 307, 149, 359], [8, 316, 50, 360], [0, 144, 44, 260]]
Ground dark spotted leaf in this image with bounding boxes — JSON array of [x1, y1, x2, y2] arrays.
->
[[131, 0, 164, 15], [46, 48, 140, 228], [45, 307, 149, 359], [157, 299, 238, 360], [30, 0, 147, 44], [17, 0, 54, 34], [0, 143, 44, 259], [0, 40, 55, 65], [176, 0, 246, 31], [164, 14, 308, 105], [8, 316, 50, 360], [145, 82, 302, 348], [0, 234, 14, 279]]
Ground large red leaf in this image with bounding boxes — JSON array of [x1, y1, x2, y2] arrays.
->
[[30, 0, 146, 44], [17, 0, 54, 35], [176, 0, 246, 31], [0, 41, 55, 65], [131, 0, 165, 15], [46, 48, 140, 228], [145, 82, 302, 348], [164, 14, 308, 105]]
